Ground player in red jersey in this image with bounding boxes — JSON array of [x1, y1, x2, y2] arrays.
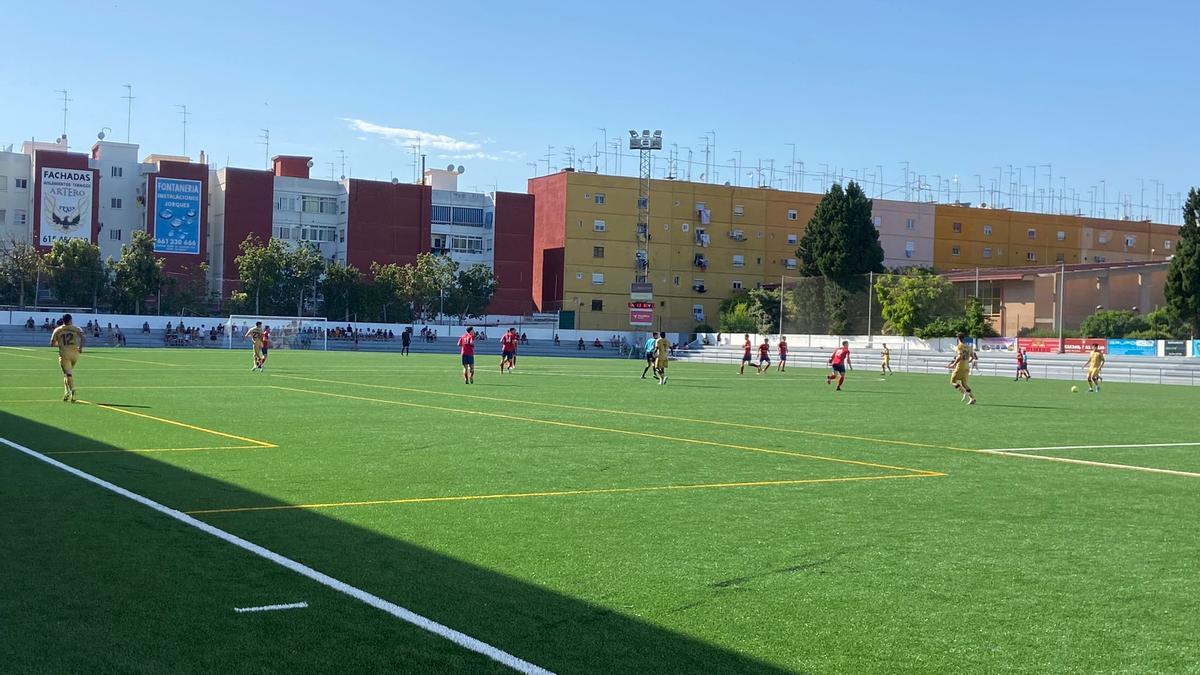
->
[[777, 336, 788, 372], [499, 327, 518, 373], [738, 334, 753, 375], [825, 340, 852, 390], [756, 338, 771, 374], [260, 326, 271, 370], [457, 326, 476, 384]]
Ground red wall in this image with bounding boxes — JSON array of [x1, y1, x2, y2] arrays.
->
[[220, 168, 275, 296], [528, 174, 566, 311], [146, 160, 209, 284], [489, 192, 535, 315], [32, 150, 100, 250], [273, 155, 311, 179], [346, 179, 430, 272]]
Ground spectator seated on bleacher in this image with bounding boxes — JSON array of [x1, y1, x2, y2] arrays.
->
[[593, 338, 603, 349], [142, 321, 150, 334], [26, 317, 36, 330], [42, 318, 53, 331], [577, 338, 585, 350], [553, 334, 560, 346]]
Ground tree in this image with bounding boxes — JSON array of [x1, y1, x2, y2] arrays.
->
[[1165, 187, 1200, 337], [109, 230, 165, 314], [279, 243, 324, 316], [410, 253, 458, 318], [320, 260, 365, 321], [796, 181, 885, 333], [0, 239, 44, 308], [874, 270, 960, 335], [445, 264, 497, 319], [1079, 310, 1149, 338], [718, 301, 758, 333], [160, 262, 210, 315], [235, 234, 288, 314], [370, 262, 414, 323], [44, 238, 106, 309], [744, 287, 781, 334]]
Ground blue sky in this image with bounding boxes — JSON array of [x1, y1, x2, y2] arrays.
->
[[2, 1, 1195, 222]]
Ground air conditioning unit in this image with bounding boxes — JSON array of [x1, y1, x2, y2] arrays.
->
[[729, 229, 745, 241], [692, 283, 707, 293]]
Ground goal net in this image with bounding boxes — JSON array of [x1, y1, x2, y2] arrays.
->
[[225, 315, 328, 351]]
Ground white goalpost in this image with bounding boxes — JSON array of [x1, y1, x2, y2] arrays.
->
[[225, 315, 328, 351]]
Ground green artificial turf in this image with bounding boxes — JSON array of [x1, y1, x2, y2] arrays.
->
[[1, 346, 1197, 673]]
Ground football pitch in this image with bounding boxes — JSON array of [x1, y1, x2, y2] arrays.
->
[[2, 346, 1198, 673]]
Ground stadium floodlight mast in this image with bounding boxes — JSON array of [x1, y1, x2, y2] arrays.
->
[[629, 130, 661, 292]]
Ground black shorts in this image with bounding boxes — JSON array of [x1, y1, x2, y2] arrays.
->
[[261, 346, 269, 356], [830, 363, 845, 374], [742, 354, 752, 363], [461, 355, 475, 366], [646, 353, 656, 364], [502, 350, 514, 359], [759, 357, 770, 365]]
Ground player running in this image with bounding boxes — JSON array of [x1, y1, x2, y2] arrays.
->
[[260, 326, 271, 369], [458, 326, 476, 384], [49, 313, 84, 402], [739, 334, 753, 375], [245, 321, 265, 371], [825, 341, 852, 390], [1015, 349, 1031, 381], [756, 338, 771, 374], [653, 331, 671, 384], [948, 332, 978, 405], [500, 327, 518, 373], [880, 343, 893, 375], [1085, 344, 1105, 392], [642, 332, 658, 379], [777, 336, 788, 372]]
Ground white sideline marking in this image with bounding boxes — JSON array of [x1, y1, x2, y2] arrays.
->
[[235, 601, 308, 614], [975, 448, 1200, 478], [986, 442, 1200, 452], [0, 436, 553, 675]]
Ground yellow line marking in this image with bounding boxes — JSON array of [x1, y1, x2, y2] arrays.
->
[[274, 374, 973, 453], [269, 385, 942, 476], [76, 400, 277, 448], [46, 445, 272, 456], [187, 473, 940, 515]]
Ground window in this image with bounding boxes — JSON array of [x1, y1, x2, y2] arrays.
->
[[787, 233, 797, 245], [693, 304, 705, 321], [732, 280, 743, 290], [1056, 252, 1065, 263], [301, 226, 338, 243], [1027, 228, 1037, 239], [432, 235, 447, 251], [787, 209, 798, 221], [302, 195, 338, 215], [982, 247, 992, 259], [575, 272, 584, 280], [983, 225, 992, 236], [593, 219, 606, 232], [733, 204, 744, 217], [1165, 240, 1172, 250], [109, 228, 122, 241], [0, 176, 6, 191], [1095, 255, 1107, 263], [110, 198, 122, 208], [274, 196, 296, 211], [592, 246, 604, 258], [786, 258, 797, 270], [450, 235, 484, 253], [732, 254, 745, 268], [591, 272, 604, 285], [673, 275, 680, 286], [15, 209, 27, 225], [15, 178, 28, 190], [952, 222, 962, 233], [593, 193, 605, 204], [1057, 231, 1066, 241], [1098, 233, 1109, 244], [431, 205, 451, 222], [905, 241, 915, 258], [1125, 235, 1136, 248], [873, 216, 882, 228], [591, 299, 603, 311], [450, 207, 485, 226], [681, 223, 689, 232], [1027, 251, 1037, 261], [951, 246, 960, 256], [111, 166, 123, 177], [905, 218, 915, 230], [0, 209, 5, 224]]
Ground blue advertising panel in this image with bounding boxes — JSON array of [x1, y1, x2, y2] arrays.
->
[[1193, 340, 1200, 358], [153, 178, 202, 254], [1107, 338, 1156, 356]]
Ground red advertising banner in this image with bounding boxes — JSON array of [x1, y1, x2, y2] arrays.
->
[[1017, 337, 1061, 353], [1062, 338, 1108, 353], [629, 308, 653, 326]]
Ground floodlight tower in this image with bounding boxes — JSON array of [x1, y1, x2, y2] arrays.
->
[[629, 129, 662, 283]]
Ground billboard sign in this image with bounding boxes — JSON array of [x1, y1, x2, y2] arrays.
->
[[1107, 338, 1156, 356], [1017, 337, 1061, 353], [1063, 338, 1108, 354], [976, 337, 1016, 353], [628, 301, 654, 326], [1163, 340, 1187, 357], [153, 177, 202, 254], [1193, 340, 1200, 358], [630, 282, 653, 302], [39, 167, 93, 246]]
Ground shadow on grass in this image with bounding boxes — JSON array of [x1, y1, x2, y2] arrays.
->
[[0, 410, 787, 673]]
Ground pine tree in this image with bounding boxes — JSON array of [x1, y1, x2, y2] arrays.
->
[[1164, 188, 1200, 337]]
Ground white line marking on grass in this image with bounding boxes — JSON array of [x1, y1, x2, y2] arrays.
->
[[0, 345, 37, 351], [234, 601, 308, 613], [974, 449, 1200, 478], [985, 442, 1200, 452], [0, 435, 553, 675]]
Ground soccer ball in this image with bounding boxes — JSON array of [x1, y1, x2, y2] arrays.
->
[[1070, 385, 1078, 393]]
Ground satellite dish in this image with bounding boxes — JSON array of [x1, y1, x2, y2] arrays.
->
[[306, 159, 314, 168], [97, 130, 106, 140], [391, 177, 399, 185], [456, 165, 465, 174], [447, 164, 455, 172]]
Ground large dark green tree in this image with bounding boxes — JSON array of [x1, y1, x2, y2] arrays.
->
[[1164, 188, 1200, 337], [0, 238, 44, 308], [45, 238, 107, 309], [320, 260, 366, 321], [279, 243, 324, 316], [795, 181, 885, 333], [874, 269, 960, 335], [235, 234, 288, 314], [109, 230, 166, 314], [444, 263, 497, 319]]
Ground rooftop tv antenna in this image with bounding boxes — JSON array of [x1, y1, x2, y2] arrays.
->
[[175, 104, 190, 156], [122, 85, 135, 142], [55, 89, 71, 144]]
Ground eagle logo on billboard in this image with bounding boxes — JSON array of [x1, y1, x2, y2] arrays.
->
[[43, 194, 90, 234]]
